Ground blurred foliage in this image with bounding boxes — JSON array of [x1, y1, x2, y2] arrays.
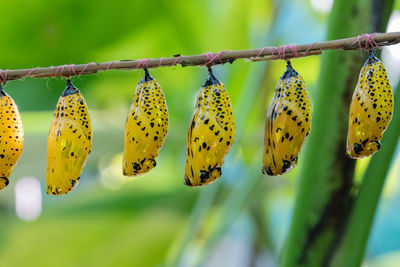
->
[[0, 0, 400, 266]]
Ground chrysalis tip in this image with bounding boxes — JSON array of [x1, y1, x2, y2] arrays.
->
[[203, 68, 220, 87], [281, 61, 298, 79], [61, 79, 79, 97], [139, 69, 154, 84], [364, 51, 379, 66]]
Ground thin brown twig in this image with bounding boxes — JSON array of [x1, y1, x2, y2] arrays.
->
[[250, 50, 322, 61], [1, 32, 400, 82]]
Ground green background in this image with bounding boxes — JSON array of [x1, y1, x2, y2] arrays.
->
[[1, 0, 400, 266]]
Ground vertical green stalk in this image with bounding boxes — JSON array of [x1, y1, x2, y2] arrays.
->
[[165, 2, 283, 265], [281, 0, 394, 266], [164, 35, 270, 267], [334, 82, 400, 267], [165, 186, 218, 267]]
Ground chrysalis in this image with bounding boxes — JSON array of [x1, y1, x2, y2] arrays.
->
[[184, 68, 235, 186], [0, 86, 23, 190], [123, 69, 169, 176], [46, 80, 92, 195], [262, 61, 311, 176], [346, 51, 393, 158]]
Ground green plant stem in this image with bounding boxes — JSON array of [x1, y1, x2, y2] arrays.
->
[[165, 186, 218, 267], [280, 0, 394, 266], [334, 82, 400, 267], [165, 2, 284, 265], [192, 170, 262, 267], [164, 49, 269, 267]]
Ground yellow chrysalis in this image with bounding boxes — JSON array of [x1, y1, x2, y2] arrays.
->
[[0, 86, 24, 190], [46, 80, 92, 195], [123, 69, 169, 176], [346, 51, 393, 158], [184, 69, 235, 186], [263, 61, 311, 176]]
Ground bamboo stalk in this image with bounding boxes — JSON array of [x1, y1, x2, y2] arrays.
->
[[280, 0, 395, 265], [333, 82, 400, 267], [1, 32, 399, 82]]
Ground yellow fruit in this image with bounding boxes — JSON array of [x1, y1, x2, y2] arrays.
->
[[123, 69, 169, 176], [46, 80, 92, 195], [346, 51, 393, 158], [184, 69, 235, 186], [0, 86, 24, 190], [263, 61, 311, 176]]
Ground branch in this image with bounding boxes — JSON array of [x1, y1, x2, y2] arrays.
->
[[1, 32, 400, 82]]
